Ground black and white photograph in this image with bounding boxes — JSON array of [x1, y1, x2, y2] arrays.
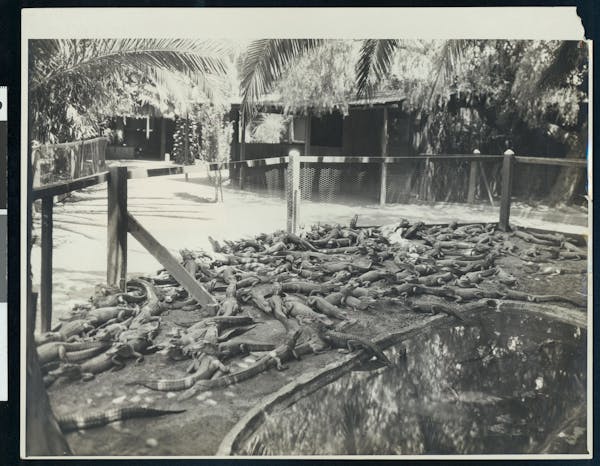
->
[[21, 8, 591, 458]]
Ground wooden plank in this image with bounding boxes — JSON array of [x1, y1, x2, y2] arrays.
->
[[107, 166, 128, 290], [127, 213, 217, 307], [40, 196, 53, 332], [514, 156, 587, 167], [498, 152, 514, 232], [467, 160, 479, 204], [32, 171, 110, 200]]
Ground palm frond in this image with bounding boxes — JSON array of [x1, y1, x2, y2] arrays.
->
[[355, 39, 400, 98], [30, 39, 232, 93], [426, 40, 468, 105], [239, 39, 324, 120]]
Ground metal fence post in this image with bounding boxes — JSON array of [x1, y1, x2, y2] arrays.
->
[[287, 151, 300, 234], [40, 196, 53, 331], [498, 149, 515, 232], [107, 166, 128, 290], [467, 149, 480, 204]]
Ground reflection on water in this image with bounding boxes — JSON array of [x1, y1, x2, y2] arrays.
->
[[240, 310, 587, 455]]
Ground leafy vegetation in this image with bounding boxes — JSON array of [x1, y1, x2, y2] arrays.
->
[[29, 39, 233, 143]]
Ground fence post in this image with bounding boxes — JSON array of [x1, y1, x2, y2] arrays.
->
[[498, 149, 515, 232], [107, 166, 128, 290], [287, 150, 301, 234], [40, 196, 53, 331], [379, 163, 387, 206], [379, 107, 389, 205], [239, 116, 246, 190], [467, 149, 480, 204]]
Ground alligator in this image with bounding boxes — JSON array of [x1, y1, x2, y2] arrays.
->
[[217, 340, 277, 359], [407, 301, 472, 325], [74, 343, 139, 380], [283, 299, 334, 327], [178, 329, 301, 400], [57, 406, 186, 433], [117, 321, 161, 361], [312, 322, 390, 365], [128, 354, 228, 391], [59, 341, 112, 363], [306, 295, 348, 321], [175, 315, 255, 332], [43, 363, 85, 387], [86, 306, 135, 327], [55, 319, 94, 341], [37, 340, 108, 366], [129, 278, 163, 328]]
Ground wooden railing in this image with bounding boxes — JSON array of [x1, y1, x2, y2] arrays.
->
[[31, 152, 587, 331]]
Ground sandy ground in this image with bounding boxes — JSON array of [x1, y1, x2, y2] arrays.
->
[[31, 161, 588, 327]]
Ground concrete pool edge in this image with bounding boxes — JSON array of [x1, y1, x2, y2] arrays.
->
[[217, 299, 587, 456]]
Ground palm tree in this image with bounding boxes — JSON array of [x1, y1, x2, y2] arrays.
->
[[29, 39, 234, 143], [26, 38, 233, 455]]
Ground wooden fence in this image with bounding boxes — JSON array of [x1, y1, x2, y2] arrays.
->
[[31, 152, 587, 331]]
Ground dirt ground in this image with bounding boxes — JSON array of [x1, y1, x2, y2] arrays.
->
[[36, 162, 589, 456]]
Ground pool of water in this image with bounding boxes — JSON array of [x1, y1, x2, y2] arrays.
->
[[239, 309, 587, 455]]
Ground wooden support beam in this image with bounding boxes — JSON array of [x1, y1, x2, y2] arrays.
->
[[40, 196, 53, 332], [380, 107, 388, 205], [498, 150, 515, 232], [287, 151, 301, 234], [107, 166, 128, 290], [127, 213, 217, 308]]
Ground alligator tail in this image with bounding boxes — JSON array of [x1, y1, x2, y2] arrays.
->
[[58, 406, 185, 432]]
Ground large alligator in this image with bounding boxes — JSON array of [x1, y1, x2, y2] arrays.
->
[[313, 322, 391, 365], [178, 329, 301, 400], [57, 406, 186, 433]]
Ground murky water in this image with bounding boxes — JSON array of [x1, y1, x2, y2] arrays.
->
[[240, 310, 587, 455]]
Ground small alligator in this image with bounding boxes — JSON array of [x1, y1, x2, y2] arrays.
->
[[75, 343, 138, 380], [86, 306, 135, 327], [178, 329, 301, 400], [306, 295, 348, 321], [128, 355, 228, 391], [57, 406, 186, 433], [313, 322, 391, 365], [37, 340, 108, 366], [217, 340, 276, 359], [284, 299, 334, 327], [129, 278, 163, 328]]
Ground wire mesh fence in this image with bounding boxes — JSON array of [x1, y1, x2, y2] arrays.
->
[[230, 154, 589, 229], [32, 137, 108, 188]]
